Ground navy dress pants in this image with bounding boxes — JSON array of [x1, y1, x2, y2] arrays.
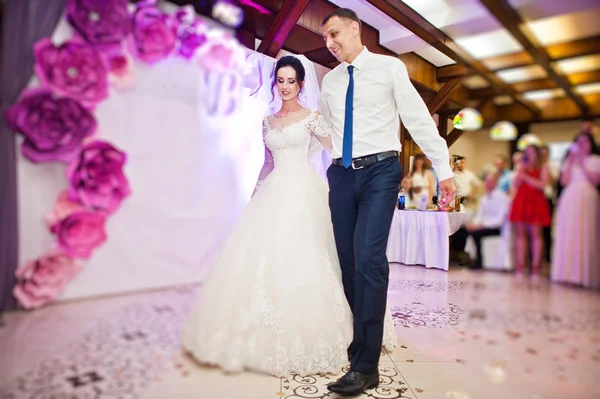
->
[[327, 156, 402, 374]]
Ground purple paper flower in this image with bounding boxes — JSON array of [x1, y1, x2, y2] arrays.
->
[[66, 0, 131, 47], [132, 3, 177, 64], [67, 140, 131, 213], [174, 6, 207, 59], [34, 38, 109, 107], [6, 88, 96, 163]]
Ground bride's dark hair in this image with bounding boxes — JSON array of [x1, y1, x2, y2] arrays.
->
[[271, 55, 306, 103]]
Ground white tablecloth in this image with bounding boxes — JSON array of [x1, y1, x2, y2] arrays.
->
[[386, 210, 471, 270]]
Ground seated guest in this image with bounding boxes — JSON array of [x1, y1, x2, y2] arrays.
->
[[398, 176, 415, 208], [467, 173, 510, 269], [453, 155, 481, 206]]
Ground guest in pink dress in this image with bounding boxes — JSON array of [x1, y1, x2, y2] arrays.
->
[[551, 132, 600, 289]]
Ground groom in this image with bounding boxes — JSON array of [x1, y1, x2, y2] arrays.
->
[[320, 8, 457, 396]]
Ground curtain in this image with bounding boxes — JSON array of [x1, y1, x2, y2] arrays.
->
[[0, 0, 65, 312]]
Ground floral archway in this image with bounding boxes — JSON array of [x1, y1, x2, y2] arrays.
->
[[7, 0, 246, 309]]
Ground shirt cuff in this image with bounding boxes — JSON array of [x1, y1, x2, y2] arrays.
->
[[434, 164, 454, 182]]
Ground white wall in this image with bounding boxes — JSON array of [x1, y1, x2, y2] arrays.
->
[[450, 129, 510, 176]]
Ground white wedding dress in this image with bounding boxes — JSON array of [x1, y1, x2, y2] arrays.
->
[[181, 109, 397, 377]]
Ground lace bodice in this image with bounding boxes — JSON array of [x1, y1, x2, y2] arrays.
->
[[253, 109, 332, 188], [262, 109, 331, 167]]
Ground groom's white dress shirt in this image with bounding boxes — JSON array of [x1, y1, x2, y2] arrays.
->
[[320, 47, 453, 181]]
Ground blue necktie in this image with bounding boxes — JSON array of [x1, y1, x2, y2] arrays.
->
[[342, 65, 355, 169]]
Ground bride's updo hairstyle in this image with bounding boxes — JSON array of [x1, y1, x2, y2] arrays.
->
[[271, 55, 306, 102]]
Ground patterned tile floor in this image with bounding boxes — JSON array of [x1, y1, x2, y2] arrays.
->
[[1, 264, 599, 399]]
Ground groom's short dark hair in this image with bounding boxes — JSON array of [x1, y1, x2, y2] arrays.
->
[[321, 8, 362, 34]]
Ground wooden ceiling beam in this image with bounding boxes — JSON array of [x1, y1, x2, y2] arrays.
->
[[568, 69, 600, 86], [427, 78, 462, 115], [364, 0, 540, 117], [546, 34, 600, 61], [437, 64, 472, 82], [445, 128, 463, 147], [495, 93, 600, 124], [469, 86, 499, 100], [255, 0, 310, 58], [471, 69, 600, 98], [481, 0, 589, 116], [302, 47, 337, 67], [478, 35, 600, 72], [481, 51, 534, 72], [512, 77, 557, 93], [438, 107, 463, 116]]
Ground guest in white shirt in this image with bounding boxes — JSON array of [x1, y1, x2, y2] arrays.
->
[[319, 8, 456, 396], [453, 156, 481, 204], [466, 173, 510, 269], [450, 155, 481, 258]]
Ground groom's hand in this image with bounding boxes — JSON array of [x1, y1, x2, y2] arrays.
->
[[438, 178, 457, 208]]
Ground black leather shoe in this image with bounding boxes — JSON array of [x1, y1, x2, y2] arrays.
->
[[327, 370, 379, 396]]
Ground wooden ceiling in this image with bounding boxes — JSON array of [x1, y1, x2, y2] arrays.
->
[[169, 0, 600, 131]]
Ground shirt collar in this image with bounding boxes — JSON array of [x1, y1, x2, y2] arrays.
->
[[343, 46, 369, 71]]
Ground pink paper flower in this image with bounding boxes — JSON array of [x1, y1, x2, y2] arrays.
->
[[66, 0, 131, 47], [5, 88, 96, 163], [67, 140, 131, 213], [51, 210, 108, 259], [109, 54, 129, 76], [34, 38, 109, 107], [45, 190, 87, 227], [13, 250, 84, 309], [132, 3, 177, 64]]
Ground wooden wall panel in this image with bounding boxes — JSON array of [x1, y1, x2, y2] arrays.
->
[[397, 53, 440, 91]]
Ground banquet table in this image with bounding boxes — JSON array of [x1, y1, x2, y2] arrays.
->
[[386, 209, 471, 270]]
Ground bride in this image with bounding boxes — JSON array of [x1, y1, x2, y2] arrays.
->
[[181, 55, 396, 377]]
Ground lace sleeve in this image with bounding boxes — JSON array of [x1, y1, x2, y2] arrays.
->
[[309, 110, 333, 137], [255, 118, 274, 191]]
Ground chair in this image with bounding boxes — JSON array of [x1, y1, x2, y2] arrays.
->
[[465, 222, 513, 270]]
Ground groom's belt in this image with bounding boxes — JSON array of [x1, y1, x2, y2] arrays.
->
[[332, 151, 398, 170]]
